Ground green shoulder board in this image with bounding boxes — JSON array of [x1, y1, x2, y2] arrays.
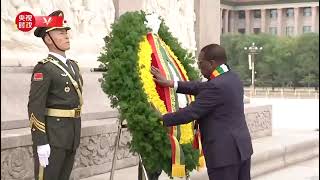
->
[[38, 58, 50, 64]]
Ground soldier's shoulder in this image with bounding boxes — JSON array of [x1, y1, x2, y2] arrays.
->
[[38, 56, 57, 64], [34, 57, 54, 71], [38, 58, 50, 64]]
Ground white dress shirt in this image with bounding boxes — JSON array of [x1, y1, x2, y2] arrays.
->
[[167, 62, 188, 108], [49, 52, 75, 74]]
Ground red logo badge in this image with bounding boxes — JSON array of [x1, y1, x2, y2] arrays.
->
[[33, 73, 44, 81], [15, 11, 35, 32]]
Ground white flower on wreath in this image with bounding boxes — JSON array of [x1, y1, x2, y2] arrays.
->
[[144, 12, 161, 34]]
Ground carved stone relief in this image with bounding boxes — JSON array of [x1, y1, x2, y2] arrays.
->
[[1, 129, 134, 180]]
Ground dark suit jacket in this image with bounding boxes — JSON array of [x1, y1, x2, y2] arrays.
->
[[163, 71, 253, 169]]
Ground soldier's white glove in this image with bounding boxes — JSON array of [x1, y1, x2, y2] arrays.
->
[[37, 144, 51, 167]]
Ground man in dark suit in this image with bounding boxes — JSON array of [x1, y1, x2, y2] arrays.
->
[[28, 10, 83, 180], [151, 44, 253, 180]]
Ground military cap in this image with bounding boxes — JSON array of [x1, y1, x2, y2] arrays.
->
[[34, 10, 70, 38]]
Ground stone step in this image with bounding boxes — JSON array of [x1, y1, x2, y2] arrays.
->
[[254, 157, 318, 180], [250, 129, 318, 177], [81, 157, 319, 180], [81, 129, 319, 180]]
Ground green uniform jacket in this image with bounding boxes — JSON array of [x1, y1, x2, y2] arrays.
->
[[28, 54, 83, 150]]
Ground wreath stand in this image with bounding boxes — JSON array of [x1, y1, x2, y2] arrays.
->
[[109, 119, 149, 180], [109, 118, 192, 180]]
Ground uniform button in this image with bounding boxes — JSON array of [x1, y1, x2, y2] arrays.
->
[[57, 118, 60, 121], [66, 82, 69, 84], [32, 128, 36, 131]]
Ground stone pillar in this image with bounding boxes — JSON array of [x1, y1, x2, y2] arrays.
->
[[229, 10, 235, 33], [261, 9, 266, 33], [245, 10, 251, 34], [113, 0, 119, 19], [311, 6, 318, 32], [224, 9, 229, 33], [194, 0, 221, 55], [221, 8, 224, 33], [294, 7, 300, 35], [277, 8, 283, 36], [115, 0, 144, 18]]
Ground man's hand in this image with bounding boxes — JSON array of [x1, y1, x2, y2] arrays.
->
[[151, 66, 174, 88], [37, 144, 51, 167]]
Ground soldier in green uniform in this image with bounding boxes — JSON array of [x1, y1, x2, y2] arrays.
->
[[28, 10, 83, 180]]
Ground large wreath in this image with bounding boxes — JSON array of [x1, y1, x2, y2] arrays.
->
[[99, 11, 202, 177]]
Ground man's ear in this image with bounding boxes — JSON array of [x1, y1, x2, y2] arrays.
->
[[43, 34, 51, 45], [210, 60, 217, 70], [209, 60, 216, 67]]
